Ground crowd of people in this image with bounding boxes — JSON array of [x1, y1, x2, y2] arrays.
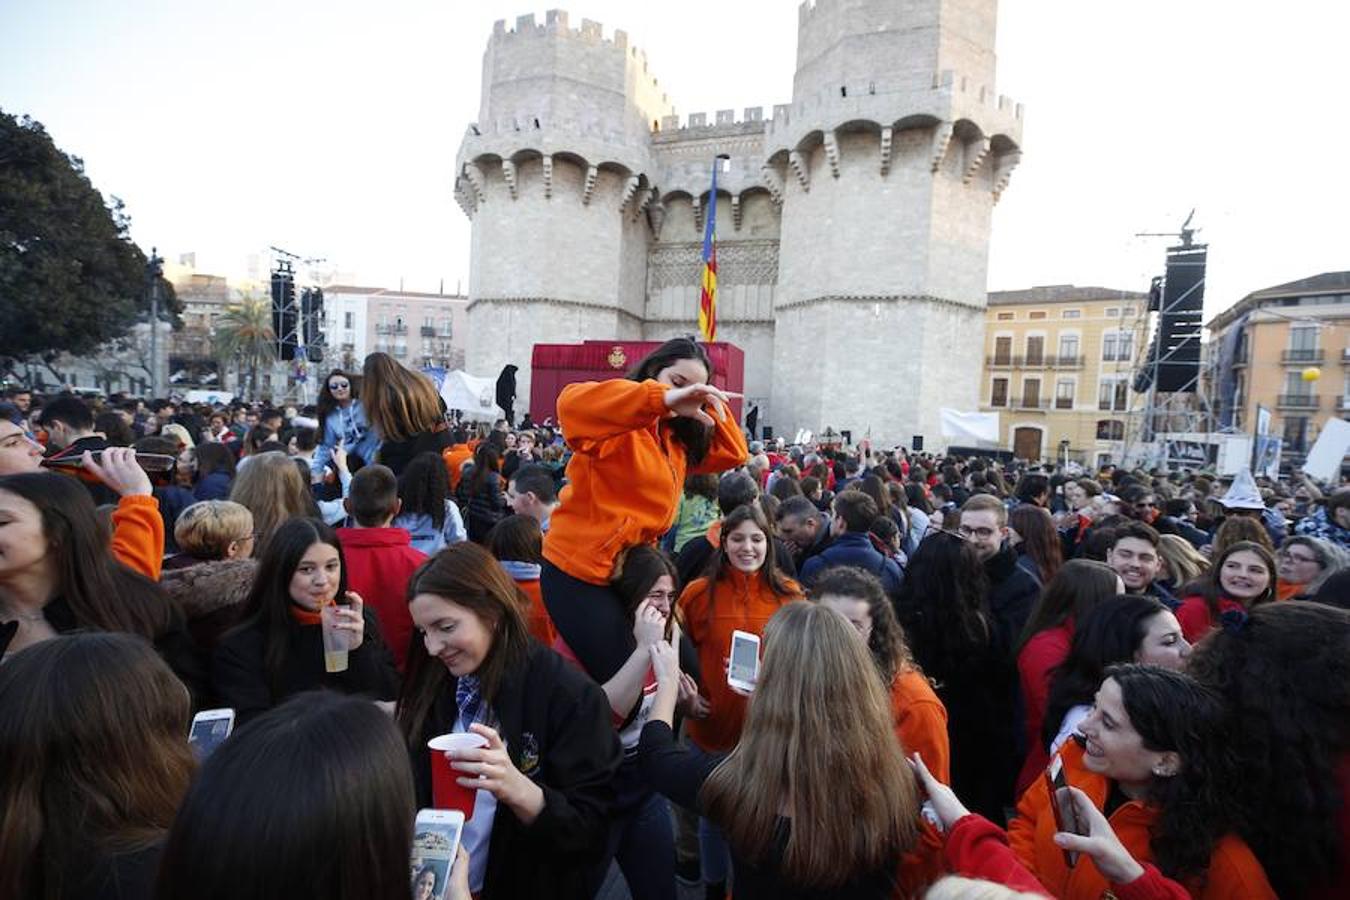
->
[[0, 337, 1348, 900]]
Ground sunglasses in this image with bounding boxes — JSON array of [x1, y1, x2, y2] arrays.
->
[[328, 381, 350, 390]]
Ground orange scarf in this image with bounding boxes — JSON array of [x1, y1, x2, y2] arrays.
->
[[1276, 579, 1307, 602], [289, 602, 324, 626]]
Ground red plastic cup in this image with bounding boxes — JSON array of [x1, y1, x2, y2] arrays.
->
[[428, 732, 488, 817]]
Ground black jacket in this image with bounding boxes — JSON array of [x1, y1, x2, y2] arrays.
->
[[799, 532, 903, 598], [212, 609, 399, 723], [983, 544, 1041, 651], [410, 641, 622, 899], [375, 425, 453, 478]]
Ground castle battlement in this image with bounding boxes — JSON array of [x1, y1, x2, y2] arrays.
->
[[489, 10, 660, 76], [656, 107, 774, 134]]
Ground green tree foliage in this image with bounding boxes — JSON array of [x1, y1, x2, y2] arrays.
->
[[0, 110, 181, 366], [214, 294, 276, 400]]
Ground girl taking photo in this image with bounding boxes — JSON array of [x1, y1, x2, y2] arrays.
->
[[1008, 664, 1273, 899], [399, 543, 622, 898], [212, 518, 398, 723]]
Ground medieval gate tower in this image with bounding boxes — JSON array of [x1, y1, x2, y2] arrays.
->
[[455, 1, 1022, 445]]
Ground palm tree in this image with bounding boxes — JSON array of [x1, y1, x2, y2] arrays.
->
[[214, 295, 275, 400]]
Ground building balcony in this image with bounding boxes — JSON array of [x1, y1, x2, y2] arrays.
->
[[1047, 355, 1085, 369], [1054, 397, 1075, 410], [1277, 394, 1320, 410], [987, 355, 1017, 368], [1281, 349, 1324, 364], [1010, 397, 1050, 410], [375, 323, 408, 336], [420, 326, 437, 337]]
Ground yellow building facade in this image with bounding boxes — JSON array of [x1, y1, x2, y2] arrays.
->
[[1206, 272, 1350, 464], [982, 285, 1149, 465]]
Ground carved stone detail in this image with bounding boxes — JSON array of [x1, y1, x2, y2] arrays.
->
[[582, 165, 598, 205], [929, 122, 954, 172], [962, 137, 991, 184], [823, 132, 840, 178], [992, 150, 1022, 202], [879, 126, 893, 176], [501, 159, 518, 199], [542, 156, 553, 199], [760, 164, 785, 206], [731, 195, 742, 231], [788, 150, 810, 192], [648, 240, 780, 289]]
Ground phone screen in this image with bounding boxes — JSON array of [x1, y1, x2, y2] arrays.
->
[[729, 635, 759, 682], [188, 712, 234, 760], [411, 812, 464, 900]]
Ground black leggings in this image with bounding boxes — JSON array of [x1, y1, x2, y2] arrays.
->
[[541, 562, 635, 684], [541, 561, 704, 688]]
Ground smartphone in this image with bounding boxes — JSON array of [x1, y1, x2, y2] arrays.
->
[[42, 450, 178, 472], [411, 808, 465, 900], [188, 708, 236, 760], [1044, 755, 1086, 867], [727, 629, 761, 694]]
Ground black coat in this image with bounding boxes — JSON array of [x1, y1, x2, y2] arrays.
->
[[376, 425, 453, 477], [983, 544, 1041, 651], [409, 641, 622, 899], [212, 609, 399, 723]]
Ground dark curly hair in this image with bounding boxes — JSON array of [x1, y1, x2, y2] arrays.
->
[[810, 565, 914, 684], [894, 532, 991, 683], [1186, 602, 1350, 898], [1103, 663, 1243, 882]]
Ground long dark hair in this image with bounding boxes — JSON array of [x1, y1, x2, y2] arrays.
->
[[466, 441, 503, 497], [195, 441, 237, 480], [1009, 504, 1063, 584], [1103, 664, 1242, 881], [0, 473, 175, 639], [397, 544, 530, 745], [611, 544, 680, 640], [895, 532, 991, 681], [0, 634, 194, 900], [155, 692, 414, 900], [397, 452, 450, 530], [703, 504, 798, 613], [904, 482, 933, 515], [315, 368, 359, 433], [1186, 602, 1350, 898], [1040, 594, 1166, 750], [1194, 540, 1277, 618], [626, 337, 713, 466], [1016, 558, 1120, 652], [233, 518, 348, 699]]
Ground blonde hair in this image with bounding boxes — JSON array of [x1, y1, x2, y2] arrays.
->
[[160, 422, 195, 451], [700, 601, 920, 887], [174, 501, 254, 559], [228, 452, 318, 555], [361, 352, 443, 442], [924, 876, 1046, 900], [1158, 533, 1209, 586]]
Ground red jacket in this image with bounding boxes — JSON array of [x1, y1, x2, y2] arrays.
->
[[1015, 620, 1074, 794], [336, 527, 427, 672], [943, 814, 1193, 900], [1175, 595, 1248, 644]]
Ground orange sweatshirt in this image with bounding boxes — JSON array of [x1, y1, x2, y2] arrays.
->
[[1008, 741, 1275, 899], [442, 444, 473, 490], [111, 494, 164, 581], [543, 379, 748, 585], [513, 576, 557, 647], [892, 669, 950, 785], [679, 567, 802, 752]]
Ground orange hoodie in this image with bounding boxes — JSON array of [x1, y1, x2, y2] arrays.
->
[[543, 379, 748, 585], [111, 494, 164, 581], [442, 444, 472, 490], [892, 669, 950, 785], [679, 567, 803, 752], [1008, 740, 1275, 899]]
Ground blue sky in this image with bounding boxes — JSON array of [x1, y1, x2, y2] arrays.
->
[[3, 0, 1347, 318]]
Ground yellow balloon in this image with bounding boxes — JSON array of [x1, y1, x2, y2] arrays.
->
[[1301, 367, 1321, 382]]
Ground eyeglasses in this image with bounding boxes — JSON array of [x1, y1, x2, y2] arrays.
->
[[1278, 551, 1318, 565], [957, 525, 998, 540], [328, 381, 350, 390]]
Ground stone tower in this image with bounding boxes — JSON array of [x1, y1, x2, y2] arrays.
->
[[454, 11, 672, 407], [454, 3, 1022, 445], [768, 0, 1023, 444]]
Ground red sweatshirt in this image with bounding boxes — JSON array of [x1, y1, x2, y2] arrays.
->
[[336, 527, 427, 671]]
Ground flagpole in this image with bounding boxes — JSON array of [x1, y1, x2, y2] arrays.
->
[[698, 154, 730, 343]]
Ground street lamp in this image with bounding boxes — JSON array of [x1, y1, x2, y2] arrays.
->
[[147, 248, 163, 398]]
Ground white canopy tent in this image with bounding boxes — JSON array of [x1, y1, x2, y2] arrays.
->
[[435, 369, 503, 422]]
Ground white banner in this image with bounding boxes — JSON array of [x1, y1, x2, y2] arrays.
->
[[438, 370, 503, 421], [1302, 418, 1350, 481], [939, 408, 999, 443]]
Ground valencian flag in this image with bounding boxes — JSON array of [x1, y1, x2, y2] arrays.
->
[[698, 158, 721, 342]]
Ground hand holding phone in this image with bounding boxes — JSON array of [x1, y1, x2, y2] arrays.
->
[[188, 708, 236, 760], [1052, 786, 1146, 885], [412, 809, 466, 900], [727, 630, 760, 695], [1045, 757, 1087, 867]]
